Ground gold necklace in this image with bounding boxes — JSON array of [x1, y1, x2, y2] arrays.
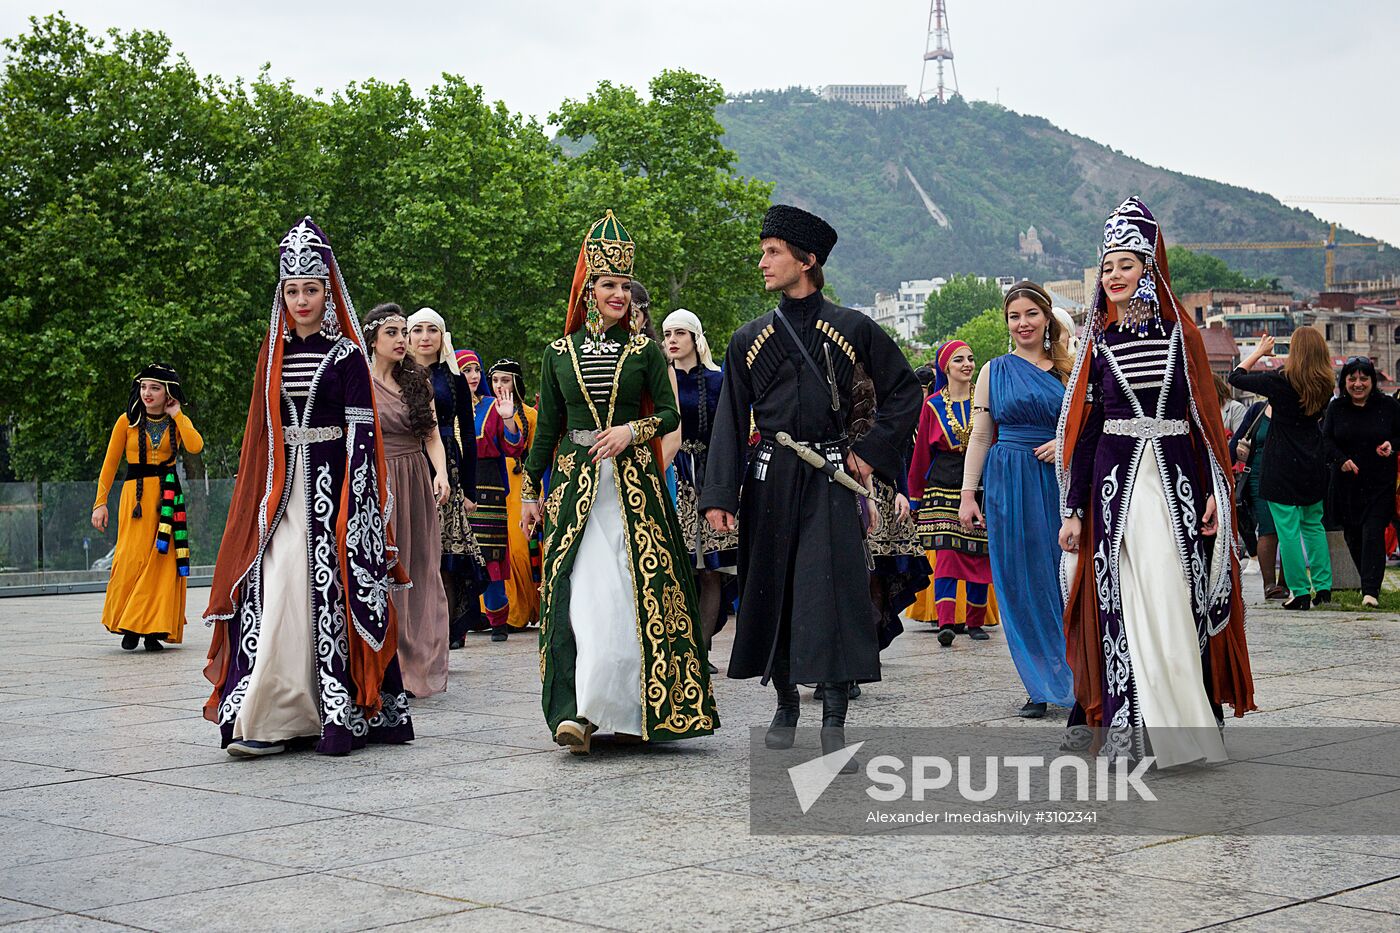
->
[[941, 388, 973, 447]]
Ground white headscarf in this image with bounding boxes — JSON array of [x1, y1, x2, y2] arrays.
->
[[405, 307, 460, 374], [1052, 307, 1078, 357], [661, 308, 720, 371]]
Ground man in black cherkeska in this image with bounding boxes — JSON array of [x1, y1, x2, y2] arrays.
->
[[701, 204, 920, 770]]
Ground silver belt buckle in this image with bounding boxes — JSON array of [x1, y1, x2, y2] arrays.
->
[[568, 429, 599, 447], [284, 425, 344, 447], [1103, 417, 1189, 439]]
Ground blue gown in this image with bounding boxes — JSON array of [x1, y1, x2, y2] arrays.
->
[[983, 354, 1074, 706]]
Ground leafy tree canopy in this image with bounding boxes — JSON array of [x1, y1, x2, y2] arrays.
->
[[951, 308, 1008, 381], [0, 15, 771, 481], [922, 274, 1005, 343], [1163, 246, 1279, 295]]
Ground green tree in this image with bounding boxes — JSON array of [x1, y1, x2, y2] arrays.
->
[[552, 70, 773, 346], [0, 16, 280, 479], [1163, 246, 1279, 294], [0, 16, 775, 480], [951, 308, 1009, 378], [922, 274, 1006, 343]]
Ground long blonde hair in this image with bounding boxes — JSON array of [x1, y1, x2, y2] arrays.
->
[[1004, 280, 1073, 383], [1284, 326, 1335, 416]]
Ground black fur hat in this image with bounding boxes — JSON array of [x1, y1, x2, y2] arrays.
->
[[760, 204, 838, 265]]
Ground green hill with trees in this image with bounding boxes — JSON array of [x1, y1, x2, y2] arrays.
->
[[719, 89, 1398, 301]]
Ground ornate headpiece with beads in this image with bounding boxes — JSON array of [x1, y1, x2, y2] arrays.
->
[[1100, 197, 1159, 259], [583, 211, 635, 279], [1098, 196, 1161, 337], [279, 217, 332, 281]]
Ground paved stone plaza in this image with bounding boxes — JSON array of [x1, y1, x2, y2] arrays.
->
[[2, 584, 1399, 931]]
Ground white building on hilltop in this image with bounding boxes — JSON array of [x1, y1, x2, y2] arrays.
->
[[820, 84, 911, 111], [874, 278, 945, 341]]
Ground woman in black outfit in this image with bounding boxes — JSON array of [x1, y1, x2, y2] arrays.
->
[[1323, 356, 1400, 607], [1230, 400, 1286, 599], [1229, 331, 1335, 610]]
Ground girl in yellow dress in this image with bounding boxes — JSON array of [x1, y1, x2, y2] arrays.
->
[[91, 364, 203, 650]]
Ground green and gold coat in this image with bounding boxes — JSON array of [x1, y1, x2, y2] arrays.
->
[[523, 324, 718, 741]]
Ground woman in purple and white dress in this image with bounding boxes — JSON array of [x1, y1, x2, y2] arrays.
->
[[1057, 198, 1254, 767]]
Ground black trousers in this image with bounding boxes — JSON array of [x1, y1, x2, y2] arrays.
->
[[1343, 491, 1394, 597]]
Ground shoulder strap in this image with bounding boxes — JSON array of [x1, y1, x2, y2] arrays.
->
[[773, 306, 829, 389]]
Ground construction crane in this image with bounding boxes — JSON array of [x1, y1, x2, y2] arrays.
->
[[1175, 223, 1384, 288]]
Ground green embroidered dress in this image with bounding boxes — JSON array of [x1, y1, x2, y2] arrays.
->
[[524, 323, 718, 741]]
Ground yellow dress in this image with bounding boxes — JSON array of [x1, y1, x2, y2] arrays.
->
[[907, 550, 1001, 626], [504, 404, 541, 628], [94, 412, 203, 641]]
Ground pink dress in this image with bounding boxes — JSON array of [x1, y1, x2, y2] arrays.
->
[[375, 374, 450, 697]]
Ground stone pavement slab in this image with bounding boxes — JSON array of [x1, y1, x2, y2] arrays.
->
[[0, 586, 1397, 931]]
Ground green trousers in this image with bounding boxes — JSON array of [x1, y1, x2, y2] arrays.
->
[[1268, 500, 1333, 597]]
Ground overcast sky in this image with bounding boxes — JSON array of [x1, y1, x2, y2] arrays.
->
[[6, 1, 1398, 245]]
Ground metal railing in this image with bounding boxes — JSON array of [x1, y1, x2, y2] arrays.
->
[[0, 477, 235, 595]]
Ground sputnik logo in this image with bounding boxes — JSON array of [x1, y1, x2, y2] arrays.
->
[[787, 742, 865, 814]]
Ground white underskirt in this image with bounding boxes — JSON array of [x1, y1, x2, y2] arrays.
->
[[1119, 444, 1227, 768], [233, 450, 321, 743], [568, 458, 644, 736]]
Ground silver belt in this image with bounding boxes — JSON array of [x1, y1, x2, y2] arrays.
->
[[1103, 417, 1189, 440], [284, 425, 344, 446], [568, 429, 599, 447]]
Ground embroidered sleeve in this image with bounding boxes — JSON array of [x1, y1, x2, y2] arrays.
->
[[627, 416, 662, 445], [520, 471, 541, 503]]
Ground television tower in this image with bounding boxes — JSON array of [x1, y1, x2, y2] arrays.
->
[[918, 0, 959, 104]]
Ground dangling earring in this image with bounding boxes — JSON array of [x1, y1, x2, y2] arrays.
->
[[1006, 334, 1014, 353], [629, 304, 642, 335], [584, 282, 603, 338], [321, 290, 342, 340], [1043, 327, 1052, 352], [281, 309, 293, 343]]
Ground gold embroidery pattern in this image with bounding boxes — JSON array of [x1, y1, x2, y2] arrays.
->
[[617, 453, 713, 736], [550, 336, 570, 355], [745, 323, 775, 368], [538, 460, 596, 679], [584, 239, 635, 278], [628, 416, 661, 445], [816, 319, 857, 364], [556, 451, 577, 479], [635, 445, 653, 470], [520, 472, 540, 502], [866, 476, 923, 558]]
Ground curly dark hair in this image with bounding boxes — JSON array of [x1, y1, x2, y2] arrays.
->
[[363, 305, 436, 440]]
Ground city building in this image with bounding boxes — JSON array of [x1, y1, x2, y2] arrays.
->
[[1178, 289, 1296, 327], [1044, 278, 1088, 308], [819, 84, 910, 110], [873, 278, 944, 341], [1296, 292, 1400, 386]]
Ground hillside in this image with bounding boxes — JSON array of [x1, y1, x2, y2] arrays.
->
[[719, 90, 1399, 302]]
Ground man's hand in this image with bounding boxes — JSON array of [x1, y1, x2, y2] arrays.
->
[[521, 499, 542, 533], [845, 450, 873, 486], [705, 508, 736, 534]]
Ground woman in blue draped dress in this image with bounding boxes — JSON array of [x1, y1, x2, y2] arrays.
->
[[959, 282, 1075, 717]]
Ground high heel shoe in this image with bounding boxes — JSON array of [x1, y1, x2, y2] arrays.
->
[[1313, 590, 1331, 605], [1282, 593, 1311, 611]]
